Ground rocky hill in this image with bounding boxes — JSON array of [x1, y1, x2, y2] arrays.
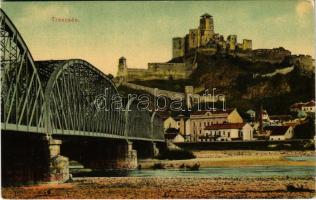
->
[[129, 49, 315, 114]]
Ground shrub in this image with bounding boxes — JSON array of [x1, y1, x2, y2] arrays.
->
[[152, 163, 165, 169], [157, 149, 196, 160], [187, 163, 200, 171]]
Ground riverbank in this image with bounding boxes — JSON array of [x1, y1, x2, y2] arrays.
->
[[139, 150, 316, 169], [2, 177, 315, 198]]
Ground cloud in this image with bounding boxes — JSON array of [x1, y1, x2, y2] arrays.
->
[[296, 0, 314, 18]]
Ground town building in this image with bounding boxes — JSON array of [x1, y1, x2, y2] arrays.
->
[[264, 126, 294, 141], [301, 100, 315, 113], [162, 108, 243, 142], [268, 115, 293, 126], [202, 123, 254, 142], [262, 109, 270, 122], [187, 108, 243, 142], [245, 109, 256, 121], [164, 128, 185, 143], [290, 100, 315, 113], [163, 116, 179, 130]]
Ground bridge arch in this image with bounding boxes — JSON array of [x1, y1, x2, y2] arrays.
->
[[36, 59, 124, 137], [0, 9, 45, 132]]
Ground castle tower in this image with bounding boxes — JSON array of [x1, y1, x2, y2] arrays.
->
[[117, 56, 127, 78], [227, 35, 237, 51], [199, 13, 214, 46], [242, 39, 252, 50], [172, 37, 185, 58]]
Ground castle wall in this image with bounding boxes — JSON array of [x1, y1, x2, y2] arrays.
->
[[119, 63, 193, 81], [252, 47, 291, 63], [236, 47, 292, 64], [122, 82, 185, 99], [197, 47, 217, 55], [172, 37, 185, 58], [291, 55, 314, 72]]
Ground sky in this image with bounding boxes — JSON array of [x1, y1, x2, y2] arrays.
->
[[2, 0, 315, 75]]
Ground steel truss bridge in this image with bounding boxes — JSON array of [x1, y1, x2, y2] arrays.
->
[[0, 9, 164, 142]]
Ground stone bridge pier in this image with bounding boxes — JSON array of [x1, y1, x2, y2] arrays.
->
[[1, 132, 69, 186], [2, 132, 164, 186], [57, 136, 138, 170], [132, 140, 165, 158]]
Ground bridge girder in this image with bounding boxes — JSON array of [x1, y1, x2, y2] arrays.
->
[[0, 9, 164, 141], [0, 9, 45, 132]]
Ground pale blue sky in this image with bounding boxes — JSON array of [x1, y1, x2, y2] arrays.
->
[[2, 1, 315, 75]]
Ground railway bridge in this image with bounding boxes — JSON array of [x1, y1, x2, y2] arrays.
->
[[0, 9, 164, 185]]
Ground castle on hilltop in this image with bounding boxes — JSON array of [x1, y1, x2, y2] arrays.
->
[[117, 13, 313, 82], [117, 13, 253, 81], [172, 13, 252, 58]]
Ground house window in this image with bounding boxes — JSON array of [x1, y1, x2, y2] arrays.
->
[[228, 132, 230, 137]]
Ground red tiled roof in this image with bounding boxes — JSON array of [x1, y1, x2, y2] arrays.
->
[[264, 126, 290, 136], [204, 123, 245, 130], [290, 100, 315, 109], [303, 101, 315, 107], [290, 103, 304, 109]]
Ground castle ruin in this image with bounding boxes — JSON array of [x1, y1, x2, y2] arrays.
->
[[117, 13, 252, 81], [172, 13, 252, 58], [116, 13, 314, 82]]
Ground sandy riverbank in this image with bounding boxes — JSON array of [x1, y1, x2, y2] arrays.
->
[[139, 150, 316, 169], [2, 177, 315, 198], [2, 150, 315, 198]]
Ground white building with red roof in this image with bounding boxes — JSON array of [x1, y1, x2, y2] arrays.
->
[[301, 100, 315, 113], [290, 100, 315, 113], [188, 108, 243, 142], [202, 123, 253, 142]]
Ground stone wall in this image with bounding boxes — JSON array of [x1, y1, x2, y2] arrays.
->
[[172, 37, 185, 58], [251, 47, 291, 63], [291, 55, 314, 72], [122, 82, 185, 99], [120, 62, 193, 81]]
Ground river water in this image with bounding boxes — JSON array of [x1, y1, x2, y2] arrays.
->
[[72, 156, 316, 178]]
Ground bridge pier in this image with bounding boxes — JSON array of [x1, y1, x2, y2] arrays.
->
[[113, 140, 137, 169], [1, 132, 69, 186], [45, 137, 69, 183], [152, 142, 160, 157]]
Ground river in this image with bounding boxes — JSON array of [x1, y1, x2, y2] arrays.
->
[[71, 156, 315, 178]]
